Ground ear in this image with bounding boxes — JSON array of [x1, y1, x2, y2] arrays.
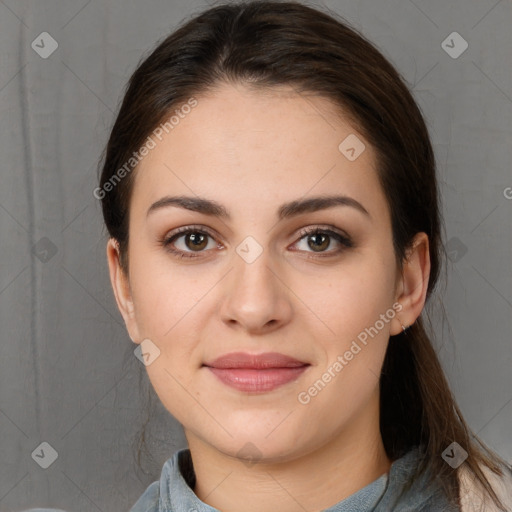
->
[[390, 232, 431, 336], [106, 238, 142, 343]]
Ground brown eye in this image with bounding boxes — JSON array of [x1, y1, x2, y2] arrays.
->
[[307, 232, 330, 252], [162, 227, 218, 258], [184, 232, 208, 251], [293, 227, 353, 256]]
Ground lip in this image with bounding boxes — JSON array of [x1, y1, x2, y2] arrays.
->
[[205, 352, 308, 369], [203, 352, 310, 392]]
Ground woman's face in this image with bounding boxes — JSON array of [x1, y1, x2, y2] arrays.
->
[[111, 83, 407, 463]]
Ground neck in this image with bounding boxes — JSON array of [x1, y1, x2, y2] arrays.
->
[[186, 393, 391, 512]]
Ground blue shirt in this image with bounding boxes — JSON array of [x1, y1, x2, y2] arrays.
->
[[24, 446, 458, 511], [127, 446, 458, 511]]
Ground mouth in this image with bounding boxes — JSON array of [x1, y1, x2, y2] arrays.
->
[[203, 352, 310, 393]]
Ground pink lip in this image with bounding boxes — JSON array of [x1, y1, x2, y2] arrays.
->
[[203, 352, 310, 392]]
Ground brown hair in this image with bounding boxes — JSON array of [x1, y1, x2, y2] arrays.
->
[[98, 1, 511, 508]]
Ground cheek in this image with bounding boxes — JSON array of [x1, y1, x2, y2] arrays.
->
[[129, 263, 208, 418], [129, 248, 207, 339], [315, 256, 397, 342], [299, 295, 392, 436], [312, 254, 396, 402]]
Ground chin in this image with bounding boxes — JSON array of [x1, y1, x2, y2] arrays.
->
[[211, 423, 313, 464]]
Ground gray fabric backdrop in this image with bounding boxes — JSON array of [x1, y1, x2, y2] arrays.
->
[[0, 0, 511, 511]]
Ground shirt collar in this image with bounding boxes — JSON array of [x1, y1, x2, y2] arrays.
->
[[155, 446, 450, 512]]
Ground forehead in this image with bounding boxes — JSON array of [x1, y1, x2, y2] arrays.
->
[[131, 82, 388, 224]]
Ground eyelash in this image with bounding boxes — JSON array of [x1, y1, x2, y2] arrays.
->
[[160, 225, 353, 260]]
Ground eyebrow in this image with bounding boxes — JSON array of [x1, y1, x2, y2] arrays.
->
[[146, 194, 371, 221]]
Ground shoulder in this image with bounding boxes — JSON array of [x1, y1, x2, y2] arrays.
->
[[128, 480, 160, 512], [458, 462, 512, 512], [375, 447, 458, 511], [20, 480, 162, 512], [128, 447, 197, 512], [19, 481, 161, 512]]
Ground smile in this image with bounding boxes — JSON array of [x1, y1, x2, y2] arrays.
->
[[203, 351, 310, 392]]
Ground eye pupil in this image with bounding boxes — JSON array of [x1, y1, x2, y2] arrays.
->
[[308, 233, 329, 251], [186, 232, 208, 251]]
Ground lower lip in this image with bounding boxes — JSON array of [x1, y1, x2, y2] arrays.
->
[[206, 366, 309, 392]]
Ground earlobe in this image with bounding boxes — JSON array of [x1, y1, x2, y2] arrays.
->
[[106, 238, 141, 343], [391, 233, 431, 336]]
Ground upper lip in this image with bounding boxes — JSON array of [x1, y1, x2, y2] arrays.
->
[[204, 352, 309, 369]]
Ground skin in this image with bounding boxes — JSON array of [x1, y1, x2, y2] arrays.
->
[[107, 82, 430, 512]]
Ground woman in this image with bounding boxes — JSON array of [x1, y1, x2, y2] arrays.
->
[[26, 1, 512, 511]]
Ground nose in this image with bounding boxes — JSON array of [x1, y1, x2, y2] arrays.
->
[[218, 244, 293, 334]]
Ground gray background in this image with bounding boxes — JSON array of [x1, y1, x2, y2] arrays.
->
[[0, 0, 511, 511]]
